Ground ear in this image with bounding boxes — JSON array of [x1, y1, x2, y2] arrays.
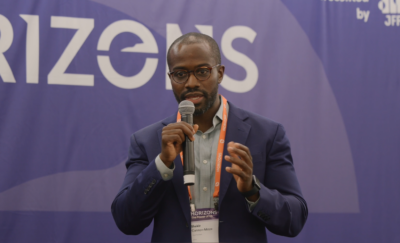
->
[[217, 65, 225, 84]]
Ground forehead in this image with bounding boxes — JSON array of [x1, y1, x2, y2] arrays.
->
[[168, 42, 216, 69]]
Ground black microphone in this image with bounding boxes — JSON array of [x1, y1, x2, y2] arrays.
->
[[178, 100, 195, 186]]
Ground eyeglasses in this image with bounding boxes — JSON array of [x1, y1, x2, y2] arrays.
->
[[168, 64, 221, 84]]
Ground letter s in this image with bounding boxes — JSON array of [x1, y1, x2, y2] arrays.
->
[[220, 26, 258, 93]]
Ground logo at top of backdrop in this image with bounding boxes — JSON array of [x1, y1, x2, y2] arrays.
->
[[378, 0, 400, 26]]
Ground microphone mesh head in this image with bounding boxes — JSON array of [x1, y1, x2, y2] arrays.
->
[[178, 100, 195, 115]]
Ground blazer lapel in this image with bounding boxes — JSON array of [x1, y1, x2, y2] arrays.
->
[[159, 114, 191, 225], [218, 103, 251, 207]]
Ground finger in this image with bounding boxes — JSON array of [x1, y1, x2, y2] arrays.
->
[[177, 122, 197, 140], [162, 129, 187, 144], [230, 143, 251, 158], [193, 124, 199, 134], [163, 133, 184, 147], [164, 123, 195, 141], [233, 143, 252, 159], [226, 142, 239, 158], [225, 156, 251, 175], [228, 145, 252, 167], [178, 121, 196, 132], [225, 166, 251, 181], [224, 155, 251, 174], [227, 144, 244, 162], [165, 122, 194, 133]]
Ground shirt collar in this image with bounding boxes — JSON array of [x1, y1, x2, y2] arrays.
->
[[212, 95, 229, 128], [196, 95, 229, 134]]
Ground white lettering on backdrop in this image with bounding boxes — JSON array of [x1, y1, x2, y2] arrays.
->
[[48, 16, 95, 86], [97, 20, 159, 89], [0, 14, 16, 83], [0, 14, 259, 93], [20, 14, 40, 84]]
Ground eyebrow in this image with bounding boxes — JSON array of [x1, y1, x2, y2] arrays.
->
[[172, 63, 211, 70]]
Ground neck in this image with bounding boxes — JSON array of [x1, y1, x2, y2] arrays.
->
[[193, 95, 221, 133]]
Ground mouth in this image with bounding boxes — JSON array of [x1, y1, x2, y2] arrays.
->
[[184, 93, 204, 105]]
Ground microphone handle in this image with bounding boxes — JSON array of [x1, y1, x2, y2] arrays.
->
[[182, 114, 195, 185]]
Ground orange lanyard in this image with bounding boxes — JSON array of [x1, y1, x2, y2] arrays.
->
[[176, 95, 228, 201]]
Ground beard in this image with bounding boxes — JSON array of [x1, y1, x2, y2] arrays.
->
[[173, 86, 219, 116]]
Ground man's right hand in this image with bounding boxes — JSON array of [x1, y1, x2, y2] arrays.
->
[[159, 122, 199, 168]]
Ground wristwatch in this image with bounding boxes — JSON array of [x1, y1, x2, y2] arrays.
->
[[241, 175, 261, 198]]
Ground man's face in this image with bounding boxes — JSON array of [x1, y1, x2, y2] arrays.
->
[[168, 42, 224, 116]]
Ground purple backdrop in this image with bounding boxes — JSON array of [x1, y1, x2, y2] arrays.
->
[[0, 0, 399, 242]]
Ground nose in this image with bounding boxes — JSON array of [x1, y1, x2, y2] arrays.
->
[[185, 71, 200, 89]]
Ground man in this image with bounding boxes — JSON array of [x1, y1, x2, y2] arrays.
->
[[112, 33, 308, 242]]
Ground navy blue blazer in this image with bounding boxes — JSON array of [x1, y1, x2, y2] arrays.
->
[[112, 102, 308, 242]]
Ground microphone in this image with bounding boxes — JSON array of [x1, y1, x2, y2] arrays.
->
[[179, 100, 195, 186]]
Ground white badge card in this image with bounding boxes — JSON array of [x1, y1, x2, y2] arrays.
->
[[191, 208, 219, 243]]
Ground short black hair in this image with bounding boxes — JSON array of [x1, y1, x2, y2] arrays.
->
[[167, 32, 221, 68]]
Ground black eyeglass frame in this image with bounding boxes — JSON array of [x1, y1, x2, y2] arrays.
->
[[168, 64, 221, 84]]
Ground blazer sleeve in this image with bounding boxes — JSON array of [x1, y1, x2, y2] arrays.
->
[[111, 133, 172, 235], [251, 124, 308, 237]]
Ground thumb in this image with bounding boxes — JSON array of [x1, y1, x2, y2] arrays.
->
[[193, 124, 199, 133]]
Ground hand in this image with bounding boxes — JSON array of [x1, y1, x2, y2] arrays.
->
[[225, 142, 259, 201], [160, 122, 199, 167]]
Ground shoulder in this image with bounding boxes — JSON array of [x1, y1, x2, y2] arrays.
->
[[228, 102, 283, 131], [131, 113, 176, 141], [127, 114, 176, 158]]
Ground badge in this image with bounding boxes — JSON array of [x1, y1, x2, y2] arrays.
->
[[191, 208, 219, 242]]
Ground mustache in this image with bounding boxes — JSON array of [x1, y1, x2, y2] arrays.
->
[[180, 88, 209, 101]]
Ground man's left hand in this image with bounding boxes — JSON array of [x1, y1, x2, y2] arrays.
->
[[225, 142, 259, 202]]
